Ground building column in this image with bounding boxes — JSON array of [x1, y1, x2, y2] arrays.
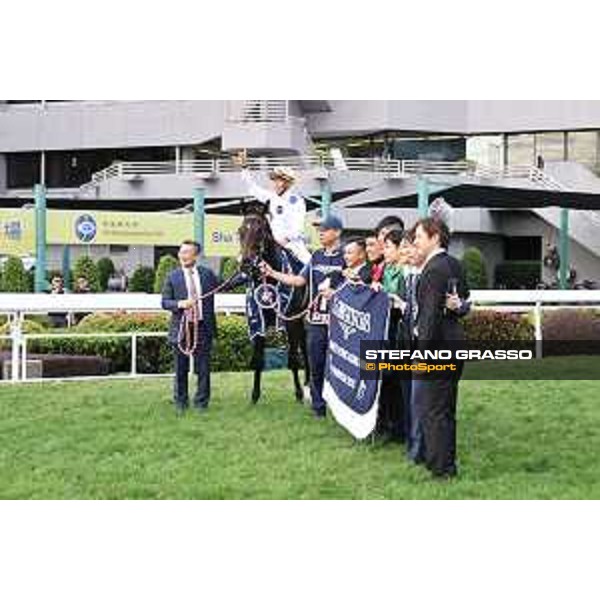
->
[[320, 179, 332, 218], [193, 187, 206, 253], [34, 184, 47, 293], [417, 176, 430, 218], [40, 150, 46, 186], [0, 153, 7, 194], [559, 207, 570, 290], [62, 246, 71, 290]]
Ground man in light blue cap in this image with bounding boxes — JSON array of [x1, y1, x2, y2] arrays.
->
[[261, 213, 345, 418]]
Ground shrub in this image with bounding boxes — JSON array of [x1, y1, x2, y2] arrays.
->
[[494, 261, 541, 289], [0, 319, 47, 350], [211, 315, 254, 372], [28, 313, 170, 374], [154, 255, 179, 293], [220, 257, 245, 293], [26, 312, 287, 374], [129, 266, 155, 293], [96, 258, 116, 292], [73, 256, 101, 292], [542, 310, 600, 356], [463, 310, 534, 342], [1, 256, 31, 292], [462, 247, 488, 290]]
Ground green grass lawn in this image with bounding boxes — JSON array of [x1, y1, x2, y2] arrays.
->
[[1, 365, 599, 499]]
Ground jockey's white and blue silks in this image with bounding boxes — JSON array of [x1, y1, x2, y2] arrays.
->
[[323, 283, 390, 440], [241, 169, 311, 264]]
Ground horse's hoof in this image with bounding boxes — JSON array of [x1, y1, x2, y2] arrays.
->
[[251, 392, 261, 405], [303, 385, 311, 404], [294, 388, 304, 403]]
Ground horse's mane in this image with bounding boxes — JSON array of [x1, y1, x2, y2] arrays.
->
[[239, 206, 278, 265]]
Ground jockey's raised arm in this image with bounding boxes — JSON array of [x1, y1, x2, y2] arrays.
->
[[236, 150, 311, 269], [240, 169, 276, 206]]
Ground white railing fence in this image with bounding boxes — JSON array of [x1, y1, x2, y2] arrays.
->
[[1, 291, 600, 384], [80, 157, 564, 192]]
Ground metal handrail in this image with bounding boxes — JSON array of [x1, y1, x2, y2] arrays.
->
[[81, 157, 569, 191], [473, 164, 565, 190]]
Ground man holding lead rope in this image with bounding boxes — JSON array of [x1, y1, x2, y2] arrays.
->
[[161, 240, 219, 416]]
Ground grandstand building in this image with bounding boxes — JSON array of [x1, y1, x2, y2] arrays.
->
[[1, 100, 600, 287]]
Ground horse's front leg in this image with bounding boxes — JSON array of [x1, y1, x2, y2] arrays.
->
[[251, 336, 265, 404]]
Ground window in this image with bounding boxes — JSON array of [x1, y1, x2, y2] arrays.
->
[[504, 236, 541, 261], [6, 152, 41, 188], [568, 131, 598, 168], [507, 134, 534, 166], [535, 132, 566, 163]]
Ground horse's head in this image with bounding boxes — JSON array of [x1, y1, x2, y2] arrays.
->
[[238, 205, 274, 267]]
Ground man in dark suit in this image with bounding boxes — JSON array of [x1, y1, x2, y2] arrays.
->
[[161, 240, 219, 415], [413, 218, 468, 479]]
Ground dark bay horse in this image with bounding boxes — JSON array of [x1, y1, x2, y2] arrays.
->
[[237, 209, 310, 404]]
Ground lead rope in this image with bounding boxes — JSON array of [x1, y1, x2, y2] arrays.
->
[[176, 269, 242, 357], [274, 278, 369, 323]]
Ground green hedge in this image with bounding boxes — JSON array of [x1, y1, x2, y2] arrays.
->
[[11, 309, 600, 372], [25, 313, 286, 374], [0, 319, 47, 350]]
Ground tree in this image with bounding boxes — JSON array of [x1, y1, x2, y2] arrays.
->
[[129, 266, 156, 293], [462, 247, 488, 290], [1, 256, 31, 292], [73, 256, 101, 292], [154, 255, 179, 293], [96, 258, 116, 292]]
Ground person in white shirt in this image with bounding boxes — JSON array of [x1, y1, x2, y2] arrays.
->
[[235, 150, 311, 268]]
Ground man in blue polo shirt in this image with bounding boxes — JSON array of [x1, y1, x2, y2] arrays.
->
[[261, 214, 345, 418]]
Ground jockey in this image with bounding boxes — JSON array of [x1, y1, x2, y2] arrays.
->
[[235, 150, 312, 269]]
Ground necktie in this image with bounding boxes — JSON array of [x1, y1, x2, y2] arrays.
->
[[188, 268, 199, 300], [187, 268, 202, 323]]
